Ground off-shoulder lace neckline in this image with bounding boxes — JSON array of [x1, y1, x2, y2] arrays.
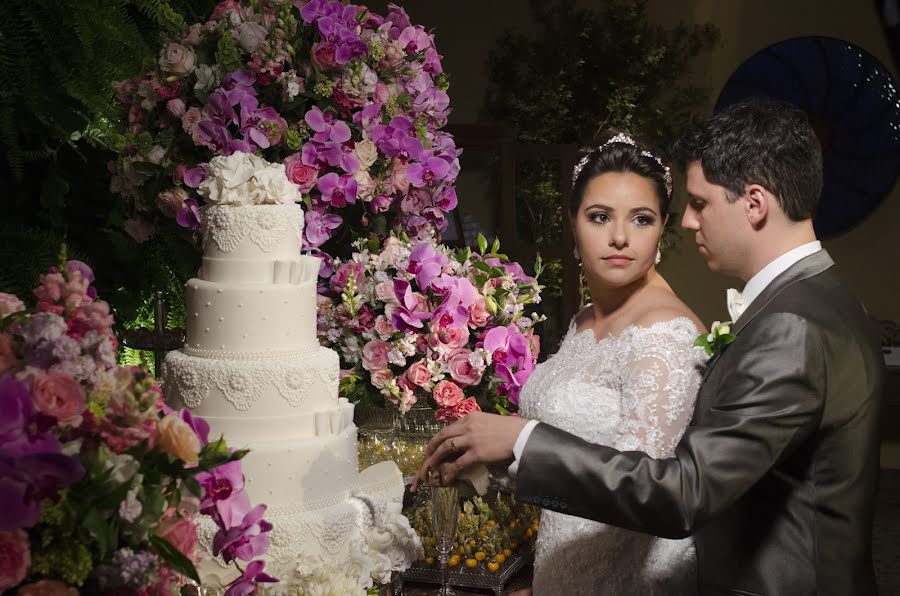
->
[[568, 315, 699, 345]]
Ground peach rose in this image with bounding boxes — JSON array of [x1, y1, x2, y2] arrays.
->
[[0, 334, 16, 375], [390, 160, 410, 193], [157, 414, 201, 466], [405, 361, 432, 388], [374, 315, 395, 339], [370, 368, 394, 390], [31, 372, 85, 426], [432, 380, 464, 408], [17, 580, 78, 596], [159, 517, 198, 558], [448, 350, 482, 387]]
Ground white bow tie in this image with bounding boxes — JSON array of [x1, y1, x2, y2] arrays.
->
[[726, 288, 746, 322]]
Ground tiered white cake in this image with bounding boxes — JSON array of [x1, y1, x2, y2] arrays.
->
[[162, 153, 421, 593]]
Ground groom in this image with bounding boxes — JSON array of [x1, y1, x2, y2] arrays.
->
[[413, 98, 885, 595]]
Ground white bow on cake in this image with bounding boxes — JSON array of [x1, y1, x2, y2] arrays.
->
[[726, 288, 746, 322]]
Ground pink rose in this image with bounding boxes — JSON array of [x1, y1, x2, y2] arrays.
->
[[157, 414, 201, 466], [311, 41, 338, 70], [390, 160, 410, 193], [433, 380, 464, 408], [398, 385, 418, 414], [448, 350, 483, 386], [375, 282, 398, 303], [156, 187, 189, 218], [17, 580, 78, 596], [468, 295, 490, 328], [374, 81, 390, 104], [31, 372, 85, 426], [0, 293, 25, 319], [0, 529, 30, 591], [374, 315, 395, 339], [159, 42, 196, 75], [370, 368, 394, 390], [405, 360, 432, 388], [284, 158, 319, 193], [428, 325, 469, 352], [362, 340, 391, 371], [159, 517, 198, 558], [436, 396, 481, 422], [181, 106, 202, 133], [166, 98, 186, 118]]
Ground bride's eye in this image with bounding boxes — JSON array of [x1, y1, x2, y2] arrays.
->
[[588, 212, 609, 224], [634, 214, 655, 227]]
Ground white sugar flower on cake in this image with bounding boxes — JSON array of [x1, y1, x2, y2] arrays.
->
[[198, 151, 301, 205]]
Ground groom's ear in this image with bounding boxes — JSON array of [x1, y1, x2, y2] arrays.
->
[[744, 184, 769, 228]]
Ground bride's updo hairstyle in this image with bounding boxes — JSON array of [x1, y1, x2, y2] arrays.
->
[[570, 129, 673, 217]]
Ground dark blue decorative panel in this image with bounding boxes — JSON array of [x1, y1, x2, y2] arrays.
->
[[716, 36, 900, 238]]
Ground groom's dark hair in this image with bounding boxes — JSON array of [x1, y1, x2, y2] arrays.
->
[[671, 97, 823, 221]]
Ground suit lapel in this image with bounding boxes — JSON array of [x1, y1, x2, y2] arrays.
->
[[700, 250, 834, 383]]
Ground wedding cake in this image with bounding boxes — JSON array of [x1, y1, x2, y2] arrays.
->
[[162, 153, 421, 592]]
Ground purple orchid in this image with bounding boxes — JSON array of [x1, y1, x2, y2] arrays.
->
[[432, 275, 478, 329], [371, 117, 423, 159], [212, 490, 273, 563], [224, 560, 278, 596], [388, 279, 431, 332], [301, 140, 359, 173], [183, 166, 207, 189], [305, 106, 351, 144], [299, 0, 344, 25], [352, 102, 384, 135], [414, 87, 450, 123], [435, 186, 458, 212], [176, 198, 201, 230], [407, 153, 451, 187], [408, 242, 448, 290], [317, 172, 358, 208], [220, 70, 258, 105], [484, 257, 534, 283], [240, 105, 286, 149], [0, 378, 84, 530], [386, 3, 413, 32], [482, 325, 533, 370], [197, 460, 244, 512], [65, 260, 95, 283], [303, 210, 343, 249], [178, 408, 209, 445], [204, 90, 238, 125], [398, 25, 432, 55]]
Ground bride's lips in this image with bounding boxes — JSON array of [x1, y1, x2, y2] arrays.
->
[[603, 255, 633, 266]]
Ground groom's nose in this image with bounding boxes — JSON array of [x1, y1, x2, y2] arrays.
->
[[681, 207, 699, 230]]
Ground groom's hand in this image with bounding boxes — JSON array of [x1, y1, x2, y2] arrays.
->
[[411, 412, 527, 491]]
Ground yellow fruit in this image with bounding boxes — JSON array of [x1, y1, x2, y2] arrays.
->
[[486, 519, 497, 527], [495, 553, 506, 564], [478, 529, 488, 537], [465, 558, 478, 568], [425, 556, 435, 565], [526, 528, 534, 538], [487, 561, 500, 572], [449, 555, 461, 567], [456, 546, 465, 555], [474, 551, 487, 562], [502, 548, 512, 557], [467, 539, 476, 547]]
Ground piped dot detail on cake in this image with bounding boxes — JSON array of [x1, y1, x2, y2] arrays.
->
[[206, 301, 212, 307]]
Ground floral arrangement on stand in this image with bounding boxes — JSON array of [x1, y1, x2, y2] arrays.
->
[[0, 260, 275, 595], [318, 233, 544, 420], [107, 0, 460, 275]]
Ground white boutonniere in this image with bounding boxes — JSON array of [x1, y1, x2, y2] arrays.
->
[[694, 320, 736, 357]]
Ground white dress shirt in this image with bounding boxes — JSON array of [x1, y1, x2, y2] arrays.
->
[[508, 240, 823, 476]]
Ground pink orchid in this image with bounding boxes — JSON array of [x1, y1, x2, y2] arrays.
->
[[408, 243, 448, 290]]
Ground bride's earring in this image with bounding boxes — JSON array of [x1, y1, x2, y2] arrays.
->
[[573, 245, 581, 261], [655, 244, 662, 265]]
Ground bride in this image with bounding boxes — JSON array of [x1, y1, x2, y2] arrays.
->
[[516, 131, 705, 595]]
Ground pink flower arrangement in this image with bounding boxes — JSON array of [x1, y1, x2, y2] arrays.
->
[[107, 0, 460, 280], [318, 234, 545, 420], [0, 260, 275, 594]]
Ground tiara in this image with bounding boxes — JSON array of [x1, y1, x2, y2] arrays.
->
[[572, 132, 673, 197]]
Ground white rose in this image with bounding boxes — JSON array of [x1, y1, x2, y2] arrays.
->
[[159, 42, 196, 75], [354, 139, 378, 169], [250, 164, 301, 204], [146, 145, 166, 165], [199, 153, 258, 205], [194, 64, 220, 93], [236, 21, 268, 53], [105, 452, 140, 484], [353, 170, 375, 200]]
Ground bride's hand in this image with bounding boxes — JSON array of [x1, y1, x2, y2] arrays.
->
[[411, 411, 527, 491]]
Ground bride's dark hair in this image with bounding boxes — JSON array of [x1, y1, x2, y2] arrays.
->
[[570, 129, 673, 217]]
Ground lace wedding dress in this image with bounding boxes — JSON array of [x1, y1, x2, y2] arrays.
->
[[518, 316, 706, 595]]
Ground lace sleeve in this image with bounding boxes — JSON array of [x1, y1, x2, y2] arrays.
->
[[613, 326, 703, 458]]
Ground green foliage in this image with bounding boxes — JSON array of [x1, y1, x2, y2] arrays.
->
[[485, 0, 718, 320]]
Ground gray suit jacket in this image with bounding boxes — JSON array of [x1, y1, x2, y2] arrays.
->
[[517, 251, 885, 595]]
